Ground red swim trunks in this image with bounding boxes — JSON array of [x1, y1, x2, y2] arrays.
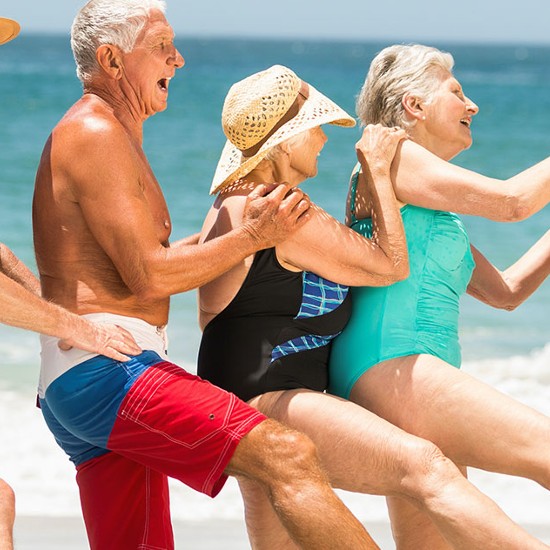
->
[[40, 351, 266, 549]]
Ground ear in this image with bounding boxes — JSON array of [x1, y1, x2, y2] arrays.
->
[[402, 93, 425, 122], [96, 44, 124, 80], [277, 141, 295, 158]]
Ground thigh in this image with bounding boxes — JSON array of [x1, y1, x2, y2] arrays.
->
[[107, 360, 266, 497], [249, 389, 443, 495], [351, 354, 550, 476], [76, 452, 173, 550]]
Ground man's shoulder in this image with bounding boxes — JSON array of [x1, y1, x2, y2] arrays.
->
[[54, 97, 129, 148]]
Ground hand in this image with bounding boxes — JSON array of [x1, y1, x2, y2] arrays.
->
[[58, 322, 142, 362], [242, 183, 311, 248], [356, 124, 408, 174]]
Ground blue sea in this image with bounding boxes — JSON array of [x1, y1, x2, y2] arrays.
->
[[0, 36, 548, 526]]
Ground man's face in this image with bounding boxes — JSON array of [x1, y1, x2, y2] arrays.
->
[[119, 10, 184, 117]]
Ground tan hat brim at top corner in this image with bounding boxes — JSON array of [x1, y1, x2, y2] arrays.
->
[[0, 17, 20, 45]]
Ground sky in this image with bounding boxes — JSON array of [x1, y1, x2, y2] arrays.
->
[[3, 0, 550, 45]]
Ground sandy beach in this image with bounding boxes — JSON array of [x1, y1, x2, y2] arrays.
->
[[13, 515, 550, 549], [13, 515, 398, 549]]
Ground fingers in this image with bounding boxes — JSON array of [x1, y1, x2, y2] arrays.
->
[[249, 182, 284, 200], [102, 349, 131, 362], [57, 339, 73, 351], [113, 325, 143, 355], [57, 323, 142, 362]]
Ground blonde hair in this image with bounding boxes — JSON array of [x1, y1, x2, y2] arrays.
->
[[71, 0, 166, 84], [356, 44, 454, 128]]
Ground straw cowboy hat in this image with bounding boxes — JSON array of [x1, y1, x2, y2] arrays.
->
[[0, 17, 20, 45], [210, 65, 356, 195]]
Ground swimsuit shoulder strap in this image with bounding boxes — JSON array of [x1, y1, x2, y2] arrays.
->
[[348, 166, 361, 225]]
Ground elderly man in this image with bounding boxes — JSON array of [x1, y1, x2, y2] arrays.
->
[[0, 15, 142, 550], [32, 2, 378, 549]]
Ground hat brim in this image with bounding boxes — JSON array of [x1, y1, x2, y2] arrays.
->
[[210, 83, 356, 195], [0, 17, 20, 45]]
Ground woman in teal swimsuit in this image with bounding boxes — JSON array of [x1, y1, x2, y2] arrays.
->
[[329, 44, 550, 549]]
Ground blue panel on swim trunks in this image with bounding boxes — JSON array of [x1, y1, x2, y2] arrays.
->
[[296, 271, 349, 318], [271, 272, 348, 363]]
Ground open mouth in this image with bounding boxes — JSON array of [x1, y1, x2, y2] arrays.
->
[[460, 118, 471, 128], [157, 77, 170, 92]]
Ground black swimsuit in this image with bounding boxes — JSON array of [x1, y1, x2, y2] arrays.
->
[[198, 248, 352, 402]]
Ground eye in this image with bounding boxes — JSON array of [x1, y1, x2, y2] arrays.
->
[[454, 90, 465, 100]]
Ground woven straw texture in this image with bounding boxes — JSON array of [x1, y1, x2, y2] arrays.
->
[[210, 65, 355, 195]]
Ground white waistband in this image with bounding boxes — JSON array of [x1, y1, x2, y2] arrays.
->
[[38, 313, 169, 398]]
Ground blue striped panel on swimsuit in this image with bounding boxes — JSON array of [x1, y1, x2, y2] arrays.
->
[[271, 271, 349, 362]]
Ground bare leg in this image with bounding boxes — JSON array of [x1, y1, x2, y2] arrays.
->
[[351, 354, 550, 488], [0, 479, 15, 550], [248, 389, 547, 550], [226, 418, 379, 550], [385, 463, 468, 550], [386, 495, 451, 550], [238, 477, 298, 550]]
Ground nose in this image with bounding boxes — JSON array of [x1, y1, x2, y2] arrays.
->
[[465, 96, 479, 116], [169, 46, 185, 69]]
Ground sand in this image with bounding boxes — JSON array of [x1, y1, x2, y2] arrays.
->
[[12, 515, 550, 549], [13, 515, 395, 549]]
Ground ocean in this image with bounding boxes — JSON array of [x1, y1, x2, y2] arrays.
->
[[0, 36, 548, 528]]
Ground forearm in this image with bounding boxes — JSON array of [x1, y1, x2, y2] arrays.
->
[[395, 141, 550, 222], [136, 225, 262, 299], [0, 271, 79, 337], [499, 229, 550, 308], [170, 232, 201, 248], [0, 244, 41, 295], [468, 232, 550, 310], [505, 159, 550, 221], [366, 167, 409, 280]]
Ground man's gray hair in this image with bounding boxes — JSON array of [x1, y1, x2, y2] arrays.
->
[[356, 44, 454, 129], [71, 0, 167, 84]]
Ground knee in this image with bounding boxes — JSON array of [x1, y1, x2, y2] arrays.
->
[[256, 421, 322, 481], [398, 440, 460, 498]]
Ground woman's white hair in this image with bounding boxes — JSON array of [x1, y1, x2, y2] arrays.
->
[[356, 44, 454, 129], [71, 0, 167, 84]]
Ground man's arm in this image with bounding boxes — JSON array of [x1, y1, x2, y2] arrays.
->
[[0, 246, 141, 361], [63, 122, 310, 301], [0, 243, 40, 295]]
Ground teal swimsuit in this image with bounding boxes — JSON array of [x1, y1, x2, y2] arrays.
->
[[328, 170, 476, 399]]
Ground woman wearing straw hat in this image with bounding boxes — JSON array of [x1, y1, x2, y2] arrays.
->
[[197, 65, 547, 549]]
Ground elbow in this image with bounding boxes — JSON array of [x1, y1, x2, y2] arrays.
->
[[390, 251, 410, 283], [378, 256, 410, 285], [481, 288, 521, 311], [492, 298, 520, 311], [387, 263, 409, 284], [130, 270, 169, 302], [495, 290, 522, 311], [132, 282, 164, 303], [499, 190, 534, 222]]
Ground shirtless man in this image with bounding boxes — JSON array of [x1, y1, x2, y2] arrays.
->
[[0, 16, 141, 550], [32, 2, 378, 549]]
